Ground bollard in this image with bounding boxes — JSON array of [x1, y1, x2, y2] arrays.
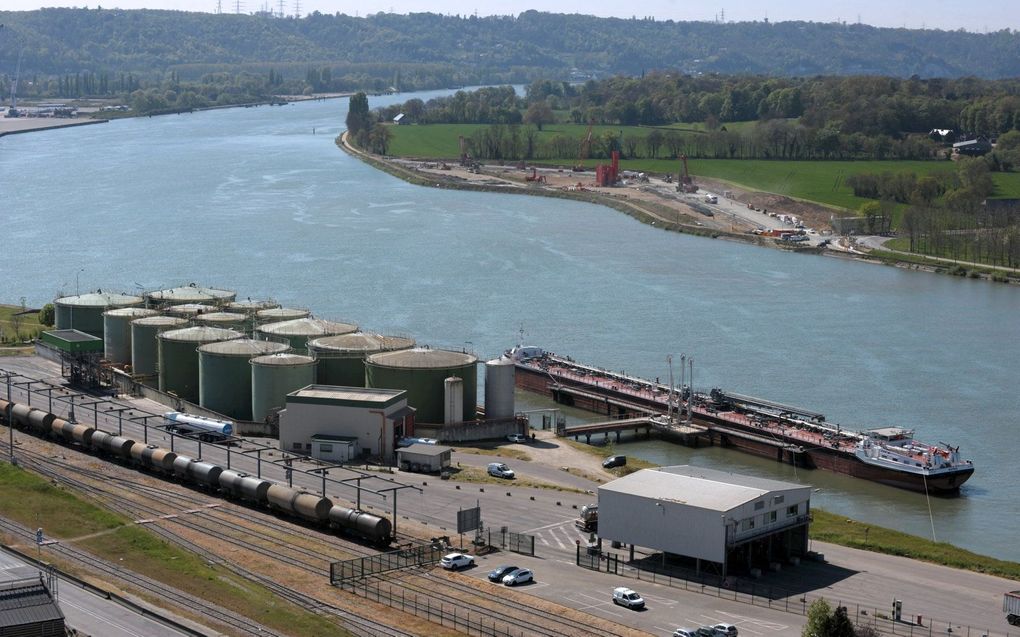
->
[[506, 492, 511, 496]]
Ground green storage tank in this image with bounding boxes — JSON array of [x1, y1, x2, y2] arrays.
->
[[199, 338, 289, 421], [255, 307, 310, 324], [103, 307, 158, 365], [158, 326, 243, 403], [131, 316, 188, 377], [250, 353, 317, 423], [54, 292, 145, 338], [309, 333, 416, 387], [256, 318, 358, 353], [145, 284, 236, 308], [365, 348, 477, 424]]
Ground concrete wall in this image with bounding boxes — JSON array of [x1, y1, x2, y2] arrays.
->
[[598, 489, 727, 563], [279, 399, 405, 460], [417, 416, 524, 443]]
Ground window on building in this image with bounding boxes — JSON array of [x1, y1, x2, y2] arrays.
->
[[305, 443, 312, 450], [741, 518, 755, 531], [774, 494, 785, 504], [787, 504, 799, 517], [293, 442, 302, 450], [769, 511, 778, 524], [754, 500, 764, 511], [319, 444, 333, 453]]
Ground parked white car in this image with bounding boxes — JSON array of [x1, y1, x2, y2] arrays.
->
[[502, 568, 534, 586], [439, 553, 474, 571]]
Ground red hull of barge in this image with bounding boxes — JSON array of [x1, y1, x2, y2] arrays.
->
[[514, 363, 973, 494]]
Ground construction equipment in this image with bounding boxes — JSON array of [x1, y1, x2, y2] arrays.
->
[[6, 48, 24, 118], [676, 154, 698, 193], [575, 503, 598, 532], [525, 167, 546, 183], [573, 120, 594, 172], [458, 135, 469, 166]]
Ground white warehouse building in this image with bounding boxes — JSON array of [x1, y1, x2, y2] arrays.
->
[[278, 385, 415, 463], [598, 465, 812, 577]]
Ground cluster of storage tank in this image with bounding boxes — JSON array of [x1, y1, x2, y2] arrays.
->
[[53, 282, 516, 426], [1, 398, 393, 545]]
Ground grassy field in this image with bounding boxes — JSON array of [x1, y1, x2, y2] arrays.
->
[[0, 304, 46, 346], [386, 124, 1020, 213], [0, 462, 353, 636]]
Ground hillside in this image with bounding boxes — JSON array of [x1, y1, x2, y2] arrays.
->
[[2, 9, 1020, 80]]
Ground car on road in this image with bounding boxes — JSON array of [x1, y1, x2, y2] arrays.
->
[[487, 462, 515, 479], [487, 565, 519, 582], [612, 587, 644, 609], [694, 628, 716, 637], [711, 624, 738, 636], [439, 553, 474, 571], [506, 434, 527, 443], [502, 568, 534, 586], [602, 455, 627, 469], [673, 629, 699, 637]]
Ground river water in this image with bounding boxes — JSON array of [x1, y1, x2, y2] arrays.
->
[[2, 91, 1018, 561]]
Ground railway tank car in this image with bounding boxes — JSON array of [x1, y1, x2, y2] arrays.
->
[[27, 409, 57, 435], [266, 484, 332, 523], [328, 506, 392, 545], [129, 442, 179, 473], [218, 470, 272, 503], [90, 432, 135, 460]]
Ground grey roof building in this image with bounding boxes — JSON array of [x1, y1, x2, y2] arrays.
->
[[598, 465, 812, 577], [0, 576, 65, 636]]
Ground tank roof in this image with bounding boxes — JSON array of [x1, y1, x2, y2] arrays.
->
[[227, 299, 280, 311], [158, 326, 243, 343], [199, 338, 288, 356], [132, 315, 188, 327], [258, 318, 357, 337], [166, 303, 219, 315], [193, 311, 247, 322], [256, 307, 310, 318], [367, 347, 477, 369], [104, 307, 159, 318], [309, 332, 384, 353], [250, 352, 316, 366], [146, 284, 235, 302], [55, 292, 144, 307], [487, 354, 514, 366]]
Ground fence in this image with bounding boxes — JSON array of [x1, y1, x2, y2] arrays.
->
[[341, 576, 530, 637], [330, 541, 445, 586], [577, 546, 1014, 637]]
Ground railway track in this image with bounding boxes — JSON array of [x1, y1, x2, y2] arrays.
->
[[0, 515, 278, 637]]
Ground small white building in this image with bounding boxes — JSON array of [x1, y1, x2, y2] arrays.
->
[[598, 465, 812, 576], [278, 385, 415, 462], [397, 443, 453, 473]]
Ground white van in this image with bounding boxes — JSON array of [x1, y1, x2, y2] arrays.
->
[[612, 587, 645, 609]]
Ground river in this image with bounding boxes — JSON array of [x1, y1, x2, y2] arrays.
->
[[2, 90, 1018, 561]]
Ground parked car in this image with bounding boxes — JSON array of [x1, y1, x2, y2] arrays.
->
[[711, 624, 738, 636], [602, 455, 627, 469], [487, 565, 519, 582], [439, 553, 474, 571], [397, 437, 438, 448], [487, 462, 515, 479], [506, 434, 527, 443], [673, 629, 699, 637], [694, 628, 716, 637], [502, 568, 534, 586], [612, 587, 644, 609]]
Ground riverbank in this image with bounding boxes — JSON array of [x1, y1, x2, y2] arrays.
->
[[0, 117, 107, 138], [339, 133, 1020, 284]]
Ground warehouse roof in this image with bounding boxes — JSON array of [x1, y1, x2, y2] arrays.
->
[[398, 444, 452, 457], [599, 465, 808, 512], [287, 385, 406, 407], [0, 577, 64, 628]]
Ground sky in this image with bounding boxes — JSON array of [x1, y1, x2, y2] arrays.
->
[[2, 0, 1018, 33]]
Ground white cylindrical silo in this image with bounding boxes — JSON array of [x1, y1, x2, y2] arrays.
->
[[444, 376, 464, 424], [484, 355, 516, 420]]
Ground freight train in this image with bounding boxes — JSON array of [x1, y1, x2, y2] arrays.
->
[[1, 398, 392, 546]]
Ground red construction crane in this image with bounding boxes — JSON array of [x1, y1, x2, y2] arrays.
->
[[677, 154, 698, 193]]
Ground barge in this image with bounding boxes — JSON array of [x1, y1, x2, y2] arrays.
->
[[510, 347, 974, 494]]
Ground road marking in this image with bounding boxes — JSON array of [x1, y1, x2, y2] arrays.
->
[[523, 518, 576, 533]]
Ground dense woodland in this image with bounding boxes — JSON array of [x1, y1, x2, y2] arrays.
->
[[4, 8, 1020, 83]]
